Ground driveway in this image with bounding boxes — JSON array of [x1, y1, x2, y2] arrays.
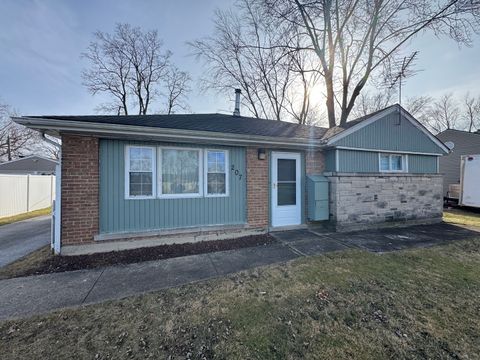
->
[[0, 222, 478, 321], [0, 215, 51, 267]]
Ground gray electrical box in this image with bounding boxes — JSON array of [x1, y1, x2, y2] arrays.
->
[[307, 175, 329, 221]]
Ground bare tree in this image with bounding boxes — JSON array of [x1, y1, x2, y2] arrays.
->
[[0, 104, 36, 161], [82, 24, 189, 115], [164, 66, 191, 114], [190, 0, 320, 123], [261, 0, 480, 127], [351, 89, 396, 118], [423, 93, 461, 133], [462, 92, 480, 132]]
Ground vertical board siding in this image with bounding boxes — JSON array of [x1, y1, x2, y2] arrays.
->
[[337, 149, 438, 174], [324, 150, 336, 171], [99, 139, 246, 234], [334, 111, 444, 154], [408, 154, 438, 174], [338, 149, 378, 173]]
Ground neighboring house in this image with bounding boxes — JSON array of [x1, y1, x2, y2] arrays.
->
[[436, 129, 480, 196], [14, 102, 449, 255], [0, 155, 57, 175]]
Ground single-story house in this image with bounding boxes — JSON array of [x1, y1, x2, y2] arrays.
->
[[0, 155, 57, 175], [436, 129, 480, 197], [14, 101, 449, 255]]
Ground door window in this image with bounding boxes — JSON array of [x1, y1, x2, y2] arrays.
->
[[277, 159, 296, 206]]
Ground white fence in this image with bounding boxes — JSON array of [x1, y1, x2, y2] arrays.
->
[[0, 175, 55, 218]]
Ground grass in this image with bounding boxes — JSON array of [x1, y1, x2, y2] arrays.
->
[[0, 207, 51, 227], [443, 208, 480, 227], [1, 238, 479, 359], [0, 246, 51, 281]]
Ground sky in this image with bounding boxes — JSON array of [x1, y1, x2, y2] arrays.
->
[[1, 0, 480, 117]]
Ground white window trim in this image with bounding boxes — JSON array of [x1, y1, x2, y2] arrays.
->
[[204, 149, 230, 197], [157, 146, 204, 199], [125, 145, 156, 200], [378, 153, 408, 173]]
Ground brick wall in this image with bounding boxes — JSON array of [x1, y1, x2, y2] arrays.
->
[[246, 147, 269, 228], [61, 135, 99, 245], [305, 149, 325, 221], [327, 173, 443, 231], [306, 149, 325, 175]]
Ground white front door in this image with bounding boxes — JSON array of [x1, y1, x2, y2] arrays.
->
[[271, 152, 301, 227]]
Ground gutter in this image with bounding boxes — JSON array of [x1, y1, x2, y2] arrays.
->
[[13, 116, 326, 149], [41, 132, 62, 149], [38, 130, 62, 255]]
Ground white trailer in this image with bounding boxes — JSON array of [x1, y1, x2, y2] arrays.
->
[[458, 155, 480, 208]]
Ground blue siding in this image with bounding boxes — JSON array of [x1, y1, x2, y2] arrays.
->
[[99, 139, 246, 234], [408, 154, 437, 173], [335, 149, 438, 173], [324, 150, 336, 171], [338, 149, 378, 173], [333, 110, 444, 154]]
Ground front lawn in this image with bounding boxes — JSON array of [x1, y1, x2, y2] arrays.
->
[[1, 237, 479, 359]]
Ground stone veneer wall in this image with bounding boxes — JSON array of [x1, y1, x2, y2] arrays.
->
[[326, 173, 443, 231]]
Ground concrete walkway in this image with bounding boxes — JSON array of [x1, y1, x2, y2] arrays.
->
[[0, 215, 50, 267], [0, 222, 478, 321]]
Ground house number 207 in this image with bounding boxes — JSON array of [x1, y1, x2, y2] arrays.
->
[[231, 165, 243, 180]]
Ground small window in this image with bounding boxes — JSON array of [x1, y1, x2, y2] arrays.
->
[[126, 146, 155, 198], [160, 148, 201, 197], [205, 150, 229, 196], [379, 153, 407, 172]]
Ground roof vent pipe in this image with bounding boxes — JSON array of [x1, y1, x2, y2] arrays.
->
[[233, 89, 241, 116]]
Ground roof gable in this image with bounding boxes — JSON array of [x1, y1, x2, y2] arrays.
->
[[326, 105, 449, 155]]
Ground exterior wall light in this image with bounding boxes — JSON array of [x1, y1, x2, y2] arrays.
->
[[258, 148, 266, 160]]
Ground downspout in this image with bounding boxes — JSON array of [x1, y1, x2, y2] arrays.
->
[[42, 132, 62, 255]]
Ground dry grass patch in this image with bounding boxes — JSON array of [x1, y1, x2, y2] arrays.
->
[[0, 207, 51, 227], [1, 239, 479, 359], [444, 208, 480, 227]]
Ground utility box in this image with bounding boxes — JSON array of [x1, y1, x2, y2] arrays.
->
[[307, 175, 329, 221]]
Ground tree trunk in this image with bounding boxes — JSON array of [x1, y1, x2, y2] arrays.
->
[[325, 72, 336, 128]]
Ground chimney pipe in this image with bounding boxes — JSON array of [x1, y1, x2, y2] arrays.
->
[[233, 88, 241, 116]]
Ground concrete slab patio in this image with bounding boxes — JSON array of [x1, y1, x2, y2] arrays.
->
[[0, 222, 478, 321]]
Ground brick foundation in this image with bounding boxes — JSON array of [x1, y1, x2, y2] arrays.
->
[[246, 147, 269, 228], [61, 135, 99, 245], [327, 173, 443, 231]]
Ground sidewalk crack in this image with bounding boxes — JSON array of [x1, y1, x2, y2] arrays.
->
[[207, 254, 220, 276], [271, 234, 307, 257], [81, 268, 105, 304]]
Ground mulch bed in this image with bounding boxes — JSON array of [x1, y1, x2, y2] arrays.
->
[[18, 234, 277, 277]]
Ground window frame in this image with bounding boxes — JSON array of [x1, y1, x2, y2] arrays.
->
[[157, 146, 204, 199], [378, 153, 408, 173], [204, 149, 230, 197], [124, 145, 157, 200]]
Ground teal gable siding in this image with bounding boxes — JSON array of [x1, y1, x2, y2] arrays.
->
[[324, 150, 336, 171], [408, 154, 438, 173], [338, 149, 378, 172], [333, 111, 444, 154], [99, 139, 246, 234], [333, 149, 438, 173]]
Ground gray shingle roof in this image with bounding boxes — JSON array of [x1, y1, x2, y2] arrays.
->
[[29, 113, 329, 140], [0, 155, 57, 174]]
